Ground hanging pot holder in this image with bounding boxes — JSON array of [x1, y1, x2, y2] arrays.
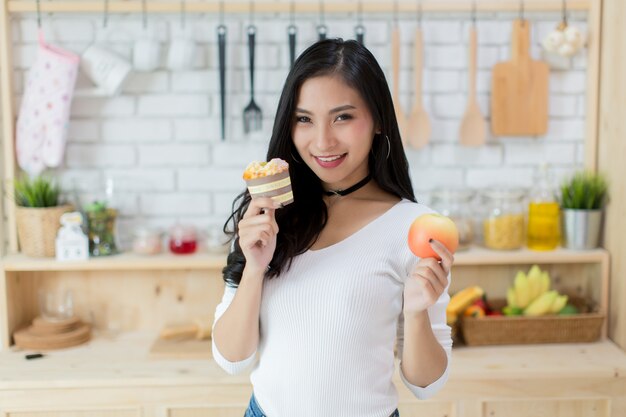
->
[[16, 29, 79, 176]]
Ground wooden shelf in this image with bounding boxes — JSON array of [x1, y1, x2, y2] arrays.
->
[[0, 252, 228, 272], [0, 247, 608, 272], [453, 246, 609, 265], [0, 331, 624, 389]]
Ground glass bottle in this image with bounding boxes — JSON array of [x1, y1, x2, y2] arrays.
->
[[481, 188, 526, 250], [527, 164, 561, 251], [430, 189, 475, 251]]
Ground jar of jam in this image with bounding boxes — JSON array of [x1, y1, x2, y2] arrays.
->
[[132, 227, 163, 255], [169, 224, 198, 255], [430, 189, 475, 251], [480, 188, 527, 250]]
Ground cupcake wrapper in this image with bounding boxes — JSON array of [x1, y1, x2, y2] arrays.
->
[[246, 170, 294, 205]]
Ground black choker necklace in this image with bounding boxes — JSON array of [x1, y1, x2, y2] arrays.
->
[[324, 174, 372, 197]]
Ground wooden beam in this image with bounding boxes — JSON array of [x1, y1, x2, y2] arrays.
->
[[1, 0, 18, 254], [597, 0, 626, 350], [6, 0, 592, 14], [584, 0, 603, 171]]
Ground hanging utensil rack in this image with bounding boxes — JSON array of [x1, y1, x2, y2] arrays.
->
[[5, 1, 593, 13], [0, 0, 602, 254]]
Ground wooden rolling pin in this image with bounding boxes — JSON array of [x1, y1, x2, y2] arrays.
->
[[159, 318, 212, 340]]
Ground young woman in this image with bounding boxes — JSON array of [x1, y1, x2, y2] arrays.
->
[[213, 39, 454, 417]]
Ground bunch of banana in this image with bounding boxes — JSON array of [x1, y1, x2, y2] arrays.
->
[[446, 286, 484, 325], [504, 265, 568, 316]]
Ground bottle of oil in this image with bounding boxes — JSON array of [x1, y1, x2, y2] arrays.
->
[[527, 164, 561, 250]]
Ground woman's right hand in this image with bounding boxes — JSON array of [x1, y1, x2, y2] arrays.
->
[[238, 197, 281, 275]]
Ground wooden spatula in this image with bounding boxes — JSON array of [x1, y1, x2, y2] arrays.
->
[[491, 19, 549, 136], [392, 24, 408, 144], [406, 25, 431, 149], [459, 24, 487, 146]]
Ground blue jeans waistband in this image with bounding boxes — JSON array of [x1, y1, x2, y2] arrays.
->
[[244, 394, 400, 417]]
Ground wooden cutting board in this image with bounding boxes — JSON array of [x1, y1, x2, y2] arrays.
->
[[491, 19, 549, 136], [13, 322, 91, 350], [149, 337, 212, 360]]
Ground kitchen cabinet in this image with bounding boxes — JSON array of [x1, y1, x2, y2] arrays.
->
[[1, 247, 625, 416]]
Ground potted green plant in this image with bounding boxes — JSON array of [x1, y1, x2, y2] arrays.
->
[[13, 175, 73, 257], [559, 171, 609, 249]]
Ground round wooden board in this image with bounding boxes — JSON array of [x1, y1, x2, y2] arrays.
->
[[31, 316, 81, 335], [14, 322, 91, 350]]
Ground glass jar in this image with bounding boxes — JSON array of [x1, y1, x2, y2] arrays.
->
[[132, 227, 163, 255], [206, 225, 230, 254], [481, 189, 526, 250], [169, 224, 198, 255], [86, 207, 118, 256], [430, 189, 475, 251]]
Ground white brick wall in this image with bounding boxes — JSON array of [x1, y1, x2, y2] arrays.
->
[[4, 10, 589, 247]]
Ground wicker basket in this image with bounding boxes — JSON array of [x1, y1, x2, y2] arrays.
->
[[16, 204, 74, 257], [461, 297, 604, 346]]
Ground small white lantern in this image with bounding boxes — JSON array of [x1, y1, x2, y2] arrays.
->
[[56, 212, 89, 261]]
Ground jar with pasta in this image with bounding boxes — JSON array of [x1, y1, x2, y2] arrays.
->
[[481, 189, 526, 250]]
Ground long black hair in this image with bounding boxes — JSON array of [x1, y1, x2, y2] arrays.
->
[[222, 39, 416, 287]]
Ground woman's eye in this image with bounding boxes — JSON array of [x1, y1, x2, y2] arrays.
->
[[296, 115, 311, 123], [336, 113, 353, 121]]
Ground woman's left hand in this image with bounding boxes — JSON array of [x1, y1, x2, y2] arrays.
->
[[403, 239, 454, 317]]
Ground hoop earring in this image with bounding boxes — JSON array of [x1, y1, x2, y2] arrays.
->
[[384, 135, 391, 160], [290, 151, 302, 164]]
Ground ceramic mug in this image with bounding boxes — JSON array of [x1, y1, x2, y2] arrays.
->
[[133, 36, 161, 71], [167, 37, 196, 70], [78, 44, 132, 97]]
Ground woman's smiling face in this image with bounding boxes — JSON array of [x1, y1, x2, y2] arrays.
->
[[292, 74, 379, 191]]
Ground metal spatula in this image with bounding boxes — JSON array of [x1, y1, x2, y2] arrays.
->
[[243, 24, 262, 134]]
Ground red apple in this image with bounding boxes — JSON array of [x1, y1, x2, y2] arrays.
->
[[408, 213, 459, 260]]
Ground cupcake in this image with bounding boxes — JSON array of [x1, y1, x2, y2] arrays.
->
[[243, 158, 294, 206]]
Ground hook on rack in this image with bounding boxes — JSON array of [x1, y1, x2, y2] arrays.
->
[[416, 0, 423, 26], [471, 0, 477, 26], [289, 0, 295, 25], [103, 0, 109, 28], [249, 0, 254, 25], [317, 0, 327, 40], [35, 0, 42, 28], [355, 0, 365, 44], [519, 0, 525, 21], [180, 0, 186, 30], [218, 0, 224, 26], [561, 0, 568, 26], [393, 0, 398, 25], [141, 0, 148, 30]]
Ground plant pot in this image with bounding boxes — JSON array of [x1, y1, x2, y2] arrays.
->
[[561, 209, 603, 249], [16, 204, 74, 257]]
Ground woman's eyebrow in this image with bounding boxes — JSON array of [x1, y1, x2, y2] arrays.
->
[[295, 104, 356, 115]]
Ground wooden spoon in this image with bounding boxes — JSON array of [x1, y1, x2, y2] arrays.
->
[[406, 25, 431, 149], [459, 25, 487, 146], [392, 24, 408, 144]]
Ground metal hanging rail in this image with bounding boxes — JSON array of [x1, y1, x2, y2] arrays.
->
[[6, 0, 592, 14]]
